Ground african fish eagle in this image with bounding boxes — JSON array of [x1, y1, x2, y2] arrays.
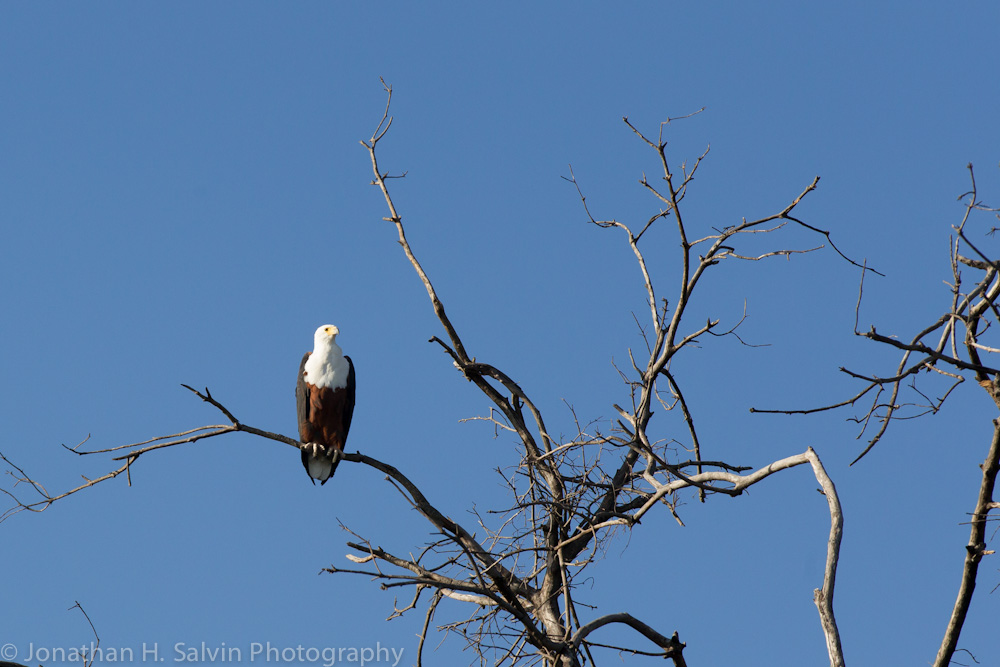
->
[[297, 324, 356, 484]]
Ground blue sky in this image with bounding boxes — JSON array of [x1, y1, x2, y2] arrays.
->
[[2, 3, 999, 665]]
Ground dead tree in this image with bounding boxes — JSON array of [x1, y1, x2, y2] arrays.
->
[[2, 83, 885, 666], [341, 83, 854, 666]]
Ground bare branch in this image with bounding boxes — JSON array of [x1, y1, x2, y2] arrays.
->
[[806, 449, 845, 667], [933, 420, 1000, 667], [571, 614, 686, 665], [68, 601, 100, 667]]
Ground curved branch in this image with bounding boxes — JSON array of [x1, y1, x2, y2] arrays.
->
[[806, 448, 845, 667], [570, 614, 686, 665]]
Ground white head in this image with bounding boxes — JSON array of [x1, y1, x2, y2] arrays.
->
[[313, 324, 340, 349]]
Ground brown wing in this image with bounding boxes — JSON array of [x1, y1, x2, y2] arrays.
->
[[342, 355, 356, 442], [296, 352, 314, 443]]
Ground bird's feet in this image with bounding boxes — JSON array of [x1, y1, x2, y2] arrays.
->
[[303, 442, 325, 458], [303, 442, 340, 461]]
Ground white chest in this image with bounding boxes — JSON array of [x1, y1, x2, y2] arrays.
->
[[304, 349, 350, 389]]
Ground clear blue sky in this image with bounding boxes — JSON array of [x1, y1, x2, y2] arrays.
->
[[2, 3, 999, 665]]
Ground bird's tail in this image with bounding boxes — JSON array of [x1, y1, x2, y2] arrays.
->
[[301, 444, 342, 485]]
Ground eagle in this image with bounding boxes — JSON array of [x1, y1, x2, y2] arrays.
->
[[296, 324, 356, 484]]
